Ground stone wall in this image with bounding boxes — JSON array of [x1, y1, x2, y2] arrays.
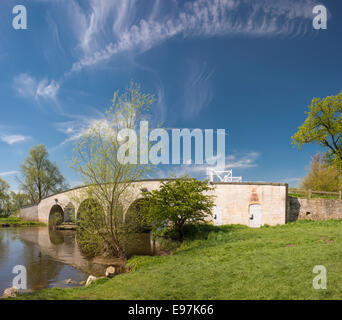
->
[[36, 180, 163, 224], [288, 197, 342, 222], [20, 184, 342, 226], [20, 205, 39, 221], [21, 180, 289, 227], [211, 182, 288, 226]]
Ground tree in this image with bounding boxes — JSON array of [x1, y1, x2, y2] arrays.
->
[[71, 81, 154, 259], [18, 145, 68, 204], [300, 153, 341, 192], [292, 92, 342, 169], [9, 191, 30, 212], [142, 177, 215, 242], [0, 177, 10, 216]]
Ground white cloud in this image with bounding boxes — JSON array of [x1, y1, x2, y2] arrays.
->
[[0, 171, 19, 177], [55, 120, 91, 146], [149, 151, 260, 180], [155, 84, 167, 122], [226, 152, 260, 169], [36, 79, 60, 100], [79, 0, 138, 54], [13, 73, 59, 101], [55, 117, 113, 147], [183, 60, 214, 119], [13, 73, 36, 98], [54, 105, 142, 149], [70, 0, 318, 73], [1, 134, 30, 145]]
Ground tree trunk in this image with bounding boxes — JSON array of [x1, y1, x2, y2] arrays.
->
[[176, 223, 184, 242]]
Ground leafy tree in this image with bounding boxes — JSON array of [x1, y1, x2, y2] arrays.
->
[[300, 153, 341, 192], [9, 191, 31, 211], [142, 177, 215, 242], [0, 178, 10, 216], [292, 92, 342, 169], [71, 81, 154, 259], [18, 145, 68, 204]]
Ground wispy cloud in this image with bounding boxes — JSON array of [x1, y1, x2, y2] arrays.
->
[[13, 73, 60, 101], [22, 0, 318, 115], [148, 151, 260, 180], [0, 171, 19, 177], [55, 119, 94, 146], [155, 84, 167, 122], [1, 134, 30, 145], [183, 60, 215, 119], [226, 151, 260, 169], [79, 0, 138, 55], [69, 0, 318, 73], [54, 116, 111, 147]]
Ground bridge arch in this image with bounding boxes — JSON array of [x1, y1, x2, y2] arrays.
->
[[48, 204, 64, 229], [64, 202, 76, 223], [125, 198, 150, 232], [76, 198, 104, 224]]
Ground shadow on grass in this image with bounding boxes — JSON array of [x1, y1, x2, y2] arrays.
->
[[182, 223, 245, 241], [162, 224, 250, 256]]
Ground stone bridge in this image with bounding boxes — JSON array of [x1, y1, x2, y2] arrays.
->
[[20, 179, 288, 228]]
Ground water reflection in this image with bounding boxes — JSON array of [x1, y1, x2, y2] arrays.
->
[[0, 227, 88, 294], [0, 227, 155, 294], [19, 227, 107, 277], [125, 232, 155, 256]]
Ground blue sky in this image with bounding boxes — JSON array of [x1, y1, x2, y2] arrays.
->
[[0, 0, 341, 190]]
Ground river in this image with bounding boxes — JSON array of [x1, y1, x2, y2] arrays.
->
[[0, 226, 153, 295]]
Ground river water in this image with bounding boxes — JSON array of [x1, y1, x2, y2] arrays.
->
[[0, 227, 153, 295]]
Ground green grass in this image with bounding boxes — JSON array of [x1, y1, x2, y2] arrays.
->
[[288, 193, 339, 199], [0, 216, 45, 227], [13, 220, 342, 300]]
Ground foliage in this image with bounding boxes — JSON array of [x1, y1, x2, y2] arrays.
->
[[18, 145, 68, 204], [300, 153, 341, 192], [0, 178, 31, 217], [71, 81, 154, 259], [125, 199, 151, 233], [292, 92, 342, 169], [0, 216, 45, 226], [0, 177, 10, 216], [49, 211, 64, 229], [142, 177, 215, 241], [9, 191, 30, 212], [76, 199, 106, 257], [15, 220, 342, 300], [288, 192, 339, 200]]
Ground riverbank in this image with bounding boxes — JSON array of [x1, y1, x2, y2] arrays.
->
[[0, 217, 45, 227], [10, 219, 342, 300]]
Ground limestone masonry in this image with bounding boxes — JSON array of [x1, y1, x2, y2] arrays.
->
[[20, 180, 288, 228], [288, 197, 342, 222], [22, 180, 342, 227]]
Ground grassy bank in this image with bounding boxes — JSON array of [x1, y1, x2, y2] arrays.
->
[[0, 216, 45, 227], [14, 220, 342, 300], [288, 193, 339, 200]]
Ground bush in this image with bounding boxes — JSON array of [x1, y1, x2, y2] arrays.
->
[[143, 177, 215, 241]]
